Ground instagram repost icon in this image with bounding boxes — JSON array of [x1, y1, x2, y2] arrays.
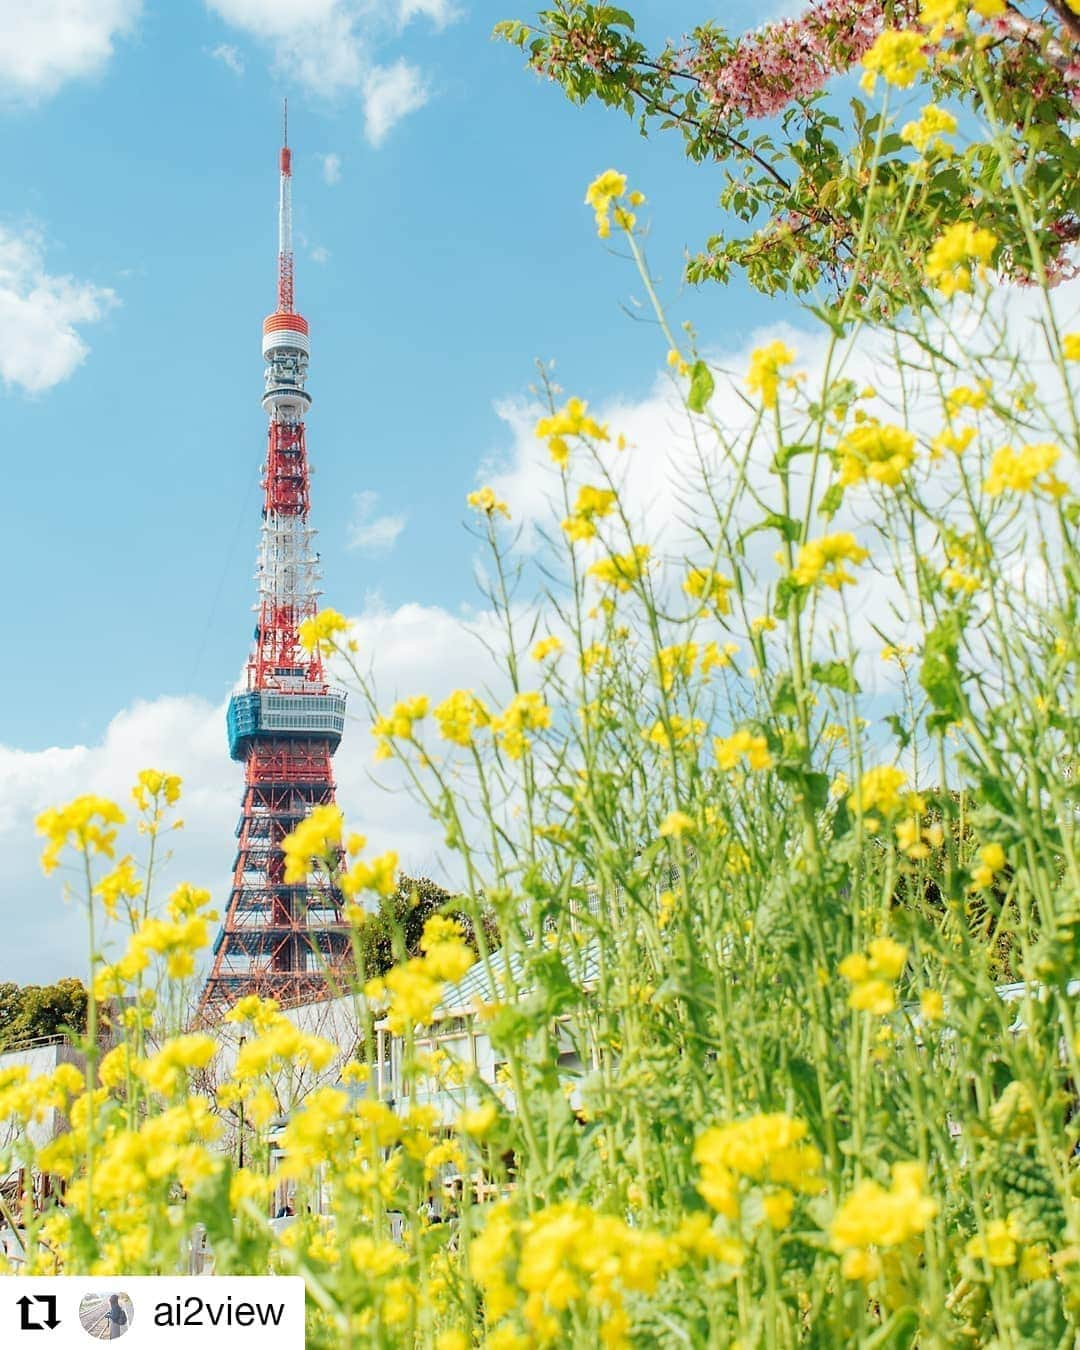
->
[[78, 1292, 133, 1340]]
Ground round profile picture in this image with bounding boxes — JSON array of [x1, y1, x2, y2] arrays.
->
[[79, 1292, 134, 1340]]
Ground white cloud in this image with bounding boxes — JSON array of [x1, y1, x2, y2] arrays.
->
[[211, 42, 244, 75], [320, 152, 342, 186], [205, 1, 443, 143], [346, 489, 406, 553], [0, 0, 141, 102], [0, 598, 510, 982], [0, 225, 118, 394], [398, 0, 459, 29], [361, 58, 429, 146]]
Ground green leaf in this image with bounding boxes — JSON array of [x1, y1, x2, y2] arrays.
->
[[920, 611, 965, 723], [818, 483, 845, 520], [772, 672, 799, 717], [595, 6, 635, 28], [810, 659, 860, 693], [885, 713, 912, 752], [687, 359, 715, 413]]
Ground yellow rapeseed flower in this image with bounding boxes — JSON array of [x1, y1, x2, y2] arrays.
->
[[297, 607, 350, 655], [745, 340, 796, 410], [491, 691, 552, 760], [900, 103, 957, 155], [831, 1162, 938, 1273], [683, 566, 733, 615], [36, 794, 126, 875], [966, 1216, 1020, 1268], [1063, 333, 1080, 361], [434, 689, 490, 746], [713, 729, 773, 772], [838, 421, 917, 488], [984, 442, 1066, 498], [587, 545, 652, 592], [467, 486, 510, 519], [531, 635, 563, 662], [925, 222, 998, 297], [535, 396, 610, 467], [281, 803, 344, 884], [860, 31, 929, 93], [561, 483, 617, 542], [659, 811, 696, 839], [793, 534, 869, 589]]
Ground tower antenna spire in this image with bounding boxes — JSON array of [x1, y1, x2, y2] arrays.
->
[[277, 102, 294, 313], [283, 95, 288, 148]]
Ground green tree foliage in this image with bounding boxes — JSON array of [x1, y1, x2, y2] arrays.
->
[[497, 2, 1080, 302], [0, 978, 88, 1050], [356, 874, 498, 979]]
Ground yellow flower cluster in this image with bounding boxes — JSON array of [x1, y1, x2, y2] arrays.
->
[[535, 396, 609, 467], [584, 168, 644, 239], [491, 691, 551, 759], [371, 695, 429, 760], [232, 1014, 337, 1081], [792, 534, 869, 589], [434, 688, 491, 746], [920, 0, 1005, 42], [339, 848, 398, 901], [925, 222, 998, 297], [470, 1198, 684, 1347], [562, 483, 617, 542], [969, 840, 1006, 890], [656, 642, 697, 694], [587, 545, 652, 591], [467, 486, 510, 519], [830, 1162, 938, 1281], [643, 715, 705, 751], [281, 803, 343, 884], [850, 764, 911, 817], [984, 442, 1066, 498], [895, 814, 944, 860], [94, 856, 143, 920], [713, 729, 773, 772], [838, 421, 917, 488], [860, 31, 929, 93], [530, 635, 563, 662], [131, 769, 182, 811], [36, 794, 126, 875], [694, 1114, 822, 1225], [900, 103, 957, 155], [745, 340, 796, 410], [364, 916, 475, 1034], [297, 607, 350, 655], [659, 810, 696, 840], [136, 1034, 217, 1098], [839, 938, 909, 1015], [683, 566, 733, 615]]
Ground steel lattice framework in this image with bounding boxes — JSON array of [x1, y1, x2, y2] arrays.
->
[[198, 112, 351, 1022]]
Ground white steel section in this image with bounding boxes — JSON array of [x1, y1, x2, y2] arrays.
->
[[262, 327, 309, 356], [279, 165, 293, 261], [255, 512, 320, 611]]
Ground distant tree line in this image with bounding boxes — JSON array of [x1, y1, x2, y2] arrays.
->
[[0, 978, 88, 1051]]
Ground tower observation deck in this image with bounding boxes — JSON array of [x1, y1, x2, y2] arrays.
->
[[198, 111, 351, 1021]]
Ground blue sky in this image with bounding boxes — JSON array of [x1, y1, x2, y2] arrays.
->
[[3, 0, 779, 750], [0, 0, 813, 980]]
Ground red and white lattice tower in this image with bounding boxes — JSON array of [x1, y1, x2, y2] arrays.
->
[[199, 111, 351, 1021]]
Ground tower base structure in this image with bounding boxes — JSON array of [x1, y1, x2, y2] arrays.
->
[[199, 738, 352, 1021]]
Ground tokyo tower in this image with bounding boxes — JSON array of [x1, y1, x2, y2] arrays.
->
[[199, 109, 351, 1021]]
